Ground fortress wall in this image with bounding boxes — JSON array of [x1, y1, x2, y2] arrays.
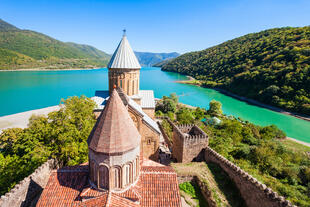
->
[[182, 135, 208, 163], [170, 120, 186, 162], [169, 119, 208, 163], [204, 147, 296, 207], [0, 159, 56, 207]]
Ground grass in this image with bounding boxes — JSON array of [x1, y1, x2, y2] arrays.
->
[[207, 163, 246, 207], [179, 182, 209, 207], [281, 139, 310, 153], [172, 162, 246, 207]]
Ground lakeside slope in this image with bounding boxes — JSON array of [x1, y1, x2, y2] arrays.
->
[[162, 26, 310, 116], [0, 19, 111, 70], [175, 76, 310, 122]]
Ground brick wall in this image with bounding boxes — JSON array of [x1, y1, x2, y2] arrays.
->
[[0, 159, 56, 207], [204, 147, 296, 207]]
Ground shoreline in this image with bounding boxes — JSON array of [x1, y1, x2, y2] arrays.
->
[[0, 105, 60, 133], [1, 103, 310, 147], [177, 76, 310, 122], [285, 137, 310, 148], [0, 67, 104, 72]]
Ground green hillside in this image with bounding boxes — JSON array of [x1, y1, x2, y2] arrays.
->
[[162, 26, 310, 116], [0, 19, 110, 70]]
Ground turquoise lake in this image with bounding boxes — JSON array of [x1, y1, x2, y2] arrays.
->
[[0, 67, 309, 142]]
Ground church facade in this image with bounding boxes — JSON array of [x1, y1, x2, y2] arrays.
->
[[92, 33, 160, 160], [35, 33, 181, 207]]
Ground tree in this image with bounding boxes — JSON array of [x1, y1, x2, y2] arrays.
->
[[208, 100, 223, 117], [176, 107, 194, 124], [0, 96, 97, 195], [169, 93, 179, 104]]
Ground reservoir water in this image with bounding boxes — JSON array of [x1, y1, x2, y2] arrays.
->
[[0, 67, 309, 142]]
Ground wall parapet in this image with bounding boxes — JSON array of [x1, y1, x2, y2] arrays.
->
[[205, 147, 296, 207], [0, 159, 56, 207], [170, 119, 208, 163]]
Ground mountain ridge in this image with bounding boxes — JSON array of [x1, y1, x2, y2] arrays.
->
[[134, 51, 180, 67], [0, 19, 110, 70]]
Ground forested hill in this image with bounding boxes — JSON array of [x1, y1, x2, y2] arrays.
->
[[162, 26, 310, 116], [0, 19, 110, 70], [134, 51, 179, 66]]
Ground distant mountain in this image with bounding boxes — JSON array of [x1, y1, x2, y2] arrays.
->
[[0, 19, 110, 70], [152, 59, 174, 67], [162, 26, 310, 116], [134, 51, 180, 67]]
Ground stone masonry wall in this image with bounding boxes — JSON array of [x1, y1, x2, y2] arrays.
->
[[204, 147, 296, 207], [170, 120, 208, 163], [0, 159, 56, 207]]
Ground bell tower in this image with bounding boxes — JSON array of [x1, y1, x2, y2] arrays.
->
[[108, 30, 141, 96]]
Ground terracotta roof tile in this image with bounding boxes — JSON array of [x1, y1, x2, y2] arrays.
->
[[88, 89, 141, 154], [36, 161, 181, 207]]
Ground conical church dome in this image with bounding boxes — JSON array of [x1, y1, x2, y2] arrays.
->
[[88, 89, 141, 154], [108, 33, 141, 69]]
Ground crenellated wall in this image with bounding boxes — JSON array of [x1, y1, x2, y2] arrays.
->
[[170, 120, 208, 163], [0, 159, 56, 207], [204, 147, 296, 207]]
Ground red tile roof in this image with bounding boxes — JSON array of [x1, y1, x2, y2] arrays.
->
[[88, 89, 141, 154], [36, 161, 181, 207]]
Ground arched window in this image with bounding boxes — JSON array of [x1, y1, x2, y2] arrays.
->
[[125, 165, 130, 185], [132, 80, 135, 95], [113, 167, 121, 188], [136, 157, 139, 176], [94, 164, 98, 184], [90, 161, 95, 182], [120, 79, 123, 88], [127, 80, 130, 95], [99, 165, 109, 189], [133, 160, 136, 180]]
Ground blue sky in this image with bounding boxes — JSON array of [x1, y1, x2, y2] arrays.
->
[[0, 0, 309, 54]]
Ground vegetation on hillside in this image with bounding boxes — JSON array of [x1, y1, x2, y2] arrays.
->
[[179, 181, 209, 207], [162, 26, 310, 116], [0, 19, 110, 70], [0, 96, 96, 195], [174, 162, 245, 207], [156, 95, 310, 206]]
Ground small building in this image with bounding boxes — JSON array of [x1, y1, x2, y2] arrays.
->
[[202, 117, 222, 126]]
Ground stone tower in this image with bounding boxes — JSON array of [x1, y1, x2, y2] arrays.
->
[[87, 89, 141, 191], [107, 31, 141, 97]]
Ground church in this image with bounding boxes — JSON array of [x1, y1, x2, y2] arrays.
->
[[35, 32, 182, 206], [91, 31, 160, 160]]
